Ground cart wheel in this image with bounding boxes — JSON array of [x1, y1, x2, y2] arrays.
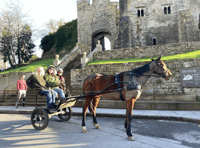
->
[[58, 107, 72, 121], [31, 108, 49, 130]]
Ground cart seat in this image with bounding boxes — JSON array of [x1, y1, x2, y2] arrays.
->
[[35, 91, 59, 107]]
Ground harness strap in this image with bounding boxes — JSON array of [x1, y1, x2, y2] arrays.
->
[[115, 73, 124, 102]]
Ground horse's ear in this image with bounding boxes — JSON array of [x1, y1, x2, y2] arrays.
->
[[151, 57, 154, 61], [157, 55, 162, 61]]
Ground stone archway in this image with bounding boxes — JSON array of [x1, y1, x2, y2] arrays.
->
[[92, 30, 111, 51]]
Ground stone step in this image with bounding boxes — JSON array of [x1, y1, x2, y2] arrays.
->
[[0, 102, 46, 106], [99, 94, 197, 102], [69, 88, 196, 102], [5, 98, 46, 103], [139, 94, 196, 102], [74, 100, 200, 110], [1, 99, 200, 110], [3, 91, 198, 104], [9, 95, 46, 99]]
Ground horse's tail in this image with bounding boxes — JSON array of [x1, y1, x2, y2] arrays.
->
[[88, 101, 94, 113]]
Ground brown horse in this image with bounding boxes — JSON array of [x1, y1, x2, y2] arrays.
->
[[81, 56, 172, 141]]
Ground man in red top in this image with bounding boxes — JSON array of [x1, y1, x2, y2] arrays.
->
[[16, 75, 27, 108]]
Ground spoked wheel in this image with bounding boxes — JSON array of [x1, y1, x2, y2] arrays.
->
[[31, 108, 49, 130], [58, 107, 72, 121]]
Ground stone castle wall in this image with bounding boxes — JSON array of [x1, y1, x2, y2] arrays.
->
[[71, 58, 200, 96], [93, 41, 200, 60], [77, 0, 200, 50], [0, 72, 33, 90], [119, 0, 200, 47]]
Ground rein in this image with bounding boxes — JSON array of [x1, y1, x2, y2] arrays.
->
[[129, 70, 164, 78]]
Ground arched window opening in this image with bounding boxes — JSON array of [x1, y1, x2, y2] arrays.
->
[[100, 0, 102, 4], [138, 10, 140, 17], [104, 37, 111, 50], [90, 0, 93, 5], [168, 6, 171, 14], [164, 7, 167, 14], [153, 38, 156, 45], [141, 9, 144, 17]]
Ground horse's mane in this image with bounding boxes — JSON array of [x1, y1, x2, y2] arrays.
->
[[133, 62, 152, 75]]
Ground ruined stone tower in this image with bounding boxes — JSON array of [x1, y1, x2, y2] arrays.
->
[[77, 0, 200, 50]]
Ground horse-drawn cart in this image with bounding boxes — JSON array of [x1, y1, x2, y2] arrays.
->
[[31, 95, 78, 130], [30, 56, 172, 141]]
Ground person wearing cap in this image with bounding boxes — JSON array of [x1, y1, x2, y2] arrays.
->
[[44, 65, 65, 100], [57, 68, 71, 97], [26, 67, 57, 109], [16, 75, 27, 108]]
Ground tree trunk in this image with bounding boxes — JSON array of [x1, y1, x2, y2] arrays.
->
[[8, 53, 14, 67]]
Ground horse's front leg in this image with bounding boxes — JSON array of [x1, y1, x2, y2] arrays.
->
[[92, 95, 101, 129], [82, 97, 92, 133], [126, 99, 135, 141]]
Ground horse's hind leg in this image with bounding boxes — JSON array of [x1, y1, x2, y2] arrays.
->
[[82, 96, 92, 133], [92, 95, 101, 129], [126, 99, 135, 141], [124, 110, 128, 129]]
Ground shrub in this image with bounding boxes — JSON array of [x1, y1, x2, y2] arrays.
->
[[40, 33, 56, 52]]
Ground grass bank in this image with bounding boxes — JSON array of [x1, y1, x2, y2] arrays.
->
[[0, 58, 57, 74], [87, 50, 200, 65]]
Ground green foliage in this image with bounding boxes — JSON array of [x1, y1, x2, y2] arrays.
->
[[87, 50, 200, 65], [40, 19, 77, 54], [55, 19, 77, 53], [40, 33, 56, 52], [156, 79, 162, 83], [196, 96, 200, 101]]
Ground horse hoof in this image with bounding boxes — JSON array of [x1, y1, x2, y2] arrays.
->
[[82, 126, 88, 133], [128, 136, 135, 141], [93, 123, 101, 129]]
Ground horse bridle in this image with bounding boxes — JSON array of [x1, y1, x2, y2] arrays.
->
[[155, 60, 170, 79]]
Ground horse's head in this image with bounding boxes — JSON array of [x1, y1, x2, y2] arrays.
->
[[151, 56, 172, 80]]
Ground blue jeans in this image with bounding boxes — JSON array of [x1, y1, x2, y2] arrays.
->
[[40, 89, 56, 109], [53, 88, 65, 99]]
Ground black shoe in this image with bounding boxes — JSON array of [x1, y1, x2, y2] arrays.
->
[[52, 103, 58, 109], [22, 103, 27, 107], [47, 104, 55, 109]]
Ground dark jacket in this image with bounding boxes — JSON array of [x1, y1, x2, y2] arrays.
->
[[26, 74, 49, 93]]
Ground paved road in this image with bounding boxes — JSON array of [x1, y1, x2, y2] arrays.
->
[[0, 114, 199, 148]]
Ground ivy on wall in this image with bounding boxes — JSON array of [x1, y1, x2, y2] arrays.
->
[[40, 19, 77, 54]]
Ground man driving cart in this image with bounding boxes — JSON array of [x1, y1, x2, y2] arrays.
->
[[26, 67, 57, 109]]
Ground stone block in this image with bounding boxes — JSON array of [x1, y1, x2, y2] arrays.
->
[[98, 101, 115, 108]]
